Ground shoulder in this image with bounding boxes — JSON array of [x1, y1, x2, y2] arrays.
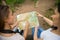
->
[[41, 28, 52, 34], [15, 33, 25, 40], [40, 30, 47, 38], [40, 28, 52, 38], [0, 33, 25, 40], [41, 30, 47, 36]]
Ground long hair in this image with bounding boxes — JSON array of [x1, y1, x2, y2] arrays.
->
[[58, 3, 60, 13], [0, 5, 9, 31]]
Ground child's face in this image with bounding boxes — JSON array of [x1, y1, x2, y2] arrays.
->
[[51, 8, 60, 26], [6, 9, 14, 25]]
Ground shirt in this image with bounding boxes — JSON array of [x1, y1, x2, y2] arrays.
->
[[0, 33, 25, 40], [41, 28, 60, 40]]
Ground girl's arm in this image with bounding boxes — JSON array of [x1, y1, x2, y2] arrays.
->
[[34, 26, 39, 40], [34, 26, 43, 40], [10, 20, 24, 30], [37, 13, 53, 26], [11, 21, 19, 29], [23, 21, 30, 40]]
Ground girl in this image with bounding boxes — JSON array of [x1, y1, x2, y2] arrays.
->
[[0, 5, 29, 40], [34, 3, 60, 40]]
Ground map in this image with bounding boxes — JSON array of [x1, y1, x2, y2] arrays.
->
[[17, 11, 39, 30]]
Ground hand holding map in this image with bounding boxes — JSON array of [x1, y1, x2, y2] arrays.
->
[[17, 11, 39, 30]]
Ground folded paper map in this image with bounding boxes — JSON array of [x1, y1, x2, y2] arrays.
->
[[17, 11, 39, 30]]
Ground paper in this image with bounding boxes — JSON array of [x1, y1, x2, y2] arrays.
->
[[17, 11, 39, 30]]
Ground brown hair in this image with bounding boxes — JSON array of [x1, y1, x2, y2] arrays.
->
[[0, 5, 10, 30], [58, 3, 60, 13]]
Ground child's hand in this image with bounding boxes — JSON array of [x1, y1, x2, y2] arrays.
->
[[10, 19, 24, 29], [25, 21, 30, 27], [18, 19, 25, 22], [37, 13, 44, 18], [35, 25, 39, 31]]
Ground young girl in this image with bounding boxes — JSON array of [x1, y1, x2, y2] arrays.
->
[[0, 5, 29, 40], [34, 3, 60, 40]]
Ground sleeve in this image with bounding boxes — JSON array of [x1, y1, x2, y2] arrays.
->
[[40, 31, 45, 39]]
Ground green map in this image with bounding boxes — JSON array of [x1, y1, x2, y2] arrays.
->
[[17, 11, 39, 30]]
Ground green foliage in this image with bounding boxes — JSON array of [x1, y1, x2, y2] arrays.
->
[[31, 0, 38, 3], [6, 0, 25, 7], [45, 8, 54, 20], [0, 0, 25, 12], [16, 0, 25, 4], [31, 0, 38, 7], [6, 0, 16, 5], [5, 0, 25, 12], [55, 0, 60, 6], [6, 0, 25, 5], [0, 0, 2, 5], [56, 0, 60, 3]]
